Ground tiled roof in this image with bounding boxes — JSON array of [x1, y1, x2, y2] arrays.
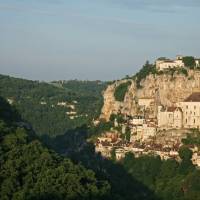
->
[[184, 92, 200, 102], [166, 107, 182, 112]]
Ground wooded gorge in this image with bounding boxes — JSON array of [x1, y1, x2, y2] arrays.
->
[[1, 74, 200, 200]]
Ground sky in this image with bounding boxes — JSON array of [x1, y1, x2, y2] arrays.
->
[[0, 0, 200, 81]]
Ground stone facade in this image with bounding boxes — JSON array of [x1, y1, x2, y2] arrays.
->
[[158, 93, 200, 129], [179, 93, 200, 128], [157, 106, 183, 129], [156, 56, 184, 71]]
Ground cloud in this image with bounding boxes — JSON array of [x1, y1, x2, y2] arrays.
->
[[0, 0, 63, 16], [102, 0, 200, 12], [0, 4, 56, 16]]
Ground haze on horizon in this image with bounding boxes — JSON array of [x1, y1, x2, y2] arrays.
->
[[0, 0, 200, 81]]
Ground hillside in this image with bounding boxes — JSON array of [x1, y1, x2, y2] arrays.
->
[[2, 69, 200, 200], [0, 97, 111, 200], [1, 96, 165, 200], [0, 74, 107, 137]]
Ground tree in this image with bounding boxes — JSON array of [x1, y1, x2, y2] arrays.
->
[[125, 127, 131, 142], [111, 148, 116, 161], [179, 146, 193, 161], [159, 159, 179, 178], [182, 56, 195, 68], [0, 98, 111, 200], [178, 146, 194, 174], [114, 81, 132, 102], [182, 170, 200, 200], [133, 62, 157, 88]]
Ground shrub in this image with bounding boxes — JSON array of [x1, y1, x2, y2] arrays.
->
[[182, 56, 196, 69], [114, 81, 131, 102], [178, 68, 188, 76], [133, 61, 157, 88]]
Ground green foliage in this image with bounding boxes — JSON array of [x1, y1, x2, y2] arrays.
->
[[121, 152, 200, 200], [111, 148, 116, 161], [182, 170, 200, 199], [0, 74, 107, 137], [182, 129, 200, 146], [0, 97, 161, 200], [0, 97, 21, 123], [182, 56, 196, 68], [109, 113, 125, 124], [0, 98, 110, 200], [114, 81, 131, 102], [159, 159, 179, 178], [133, 61, 157, 88], [109, 114, 116, 122], [178, 146, 194, 175], [89, 121, 113, 138], [125, 127, 131, 142], [178, 68, 188, 76], [179, 146, 193, 161]]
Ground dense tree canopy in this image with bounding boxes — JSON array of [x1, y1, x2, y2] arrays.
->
[[121, 152, 200, 200], [2, 74, 200, 200], [0, 74, 107, 137], [0, 98, 110, 200]]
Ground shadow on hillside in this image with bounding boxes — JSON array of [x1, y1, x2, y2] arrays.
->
[[0, 96, 22, 123], [41, 126, 160, 200]]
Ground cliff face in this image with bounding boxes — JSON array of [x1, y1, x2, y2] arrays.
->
[[100, 70, 200, 121], [100, 79, 137, 120]]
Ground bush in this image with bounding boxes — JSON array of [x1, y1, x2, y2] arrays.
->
[[182, 56, 196, 69], [179, 68, 188, 76], [133, 61, 157, 88], [114, 81, 131, 102]]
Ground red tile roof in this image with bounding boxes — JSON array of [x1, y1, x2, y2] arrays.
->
[[184, 93, 200, 102], [166, 107, 182, 112]]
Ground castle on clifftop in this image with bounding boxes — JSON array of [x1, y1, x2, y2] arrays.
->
[[156, 55, 200, 71]]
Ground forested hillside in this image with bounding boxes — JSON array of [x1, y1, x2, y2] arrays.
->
[[0, 74, 106, 137], [0, 96, 111, 200], [0, 96, 160, 200], [2, 74, 200, 200]]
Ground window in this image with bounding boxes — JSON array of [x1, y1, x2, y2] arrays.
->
[[186, 119, 187, 123], [186, 105, 188, 109], [194, 106, 196, 109], [194, 119, 196, 124], [194, 112, 196, 115]]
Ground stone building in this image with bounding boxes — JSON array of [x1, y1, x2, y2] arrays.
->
[[157, 106, 183, 129], [156, 56, 184, 71], [179, 92, 200, 128], [158, 92, 200, 129], [156, 55, 200, 71]]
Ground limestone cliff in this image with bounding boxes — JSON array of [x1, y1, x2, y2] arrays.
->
[[100, 70, 200, 121]]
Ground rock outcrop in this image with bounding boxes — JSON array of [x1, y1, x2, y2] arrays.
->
[[100, 70, 200, 121]]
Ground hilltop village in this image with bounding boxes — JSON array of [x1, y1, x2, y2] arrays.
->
[[95, 55, 200, 167]]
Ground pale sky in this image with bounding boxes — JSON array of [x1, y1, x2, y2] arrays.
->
[[0, 0, 200, 81]]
